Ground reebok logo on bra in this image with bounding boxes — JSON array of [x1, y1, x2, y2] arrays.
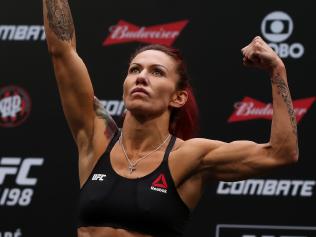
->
[[150, 174, 168, 194], [92, 174, 107, 181]]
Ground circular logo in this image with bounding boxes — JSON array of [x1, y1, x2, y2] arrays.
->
[[261, 11, 293, 42], [0, 85, 31, 128]]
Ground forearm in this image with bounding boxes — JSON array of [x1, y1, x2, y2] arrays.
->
[[269, 63, 299, 161], [43, 0, 76, 55]]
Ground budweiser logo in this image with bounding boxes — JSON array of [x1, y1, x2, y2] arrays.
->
[[103, 20, 189, 46], [228, 96, 316, 123]]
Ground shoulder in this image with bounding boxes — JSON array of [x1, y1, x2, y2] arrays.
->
[[170, 137, 226, 170], [175, 137, 227, 157], [168, 137, 226, 186]]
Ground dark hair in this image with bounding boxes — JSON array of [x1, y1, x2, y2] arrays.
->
[[130, 44, 199, 140]]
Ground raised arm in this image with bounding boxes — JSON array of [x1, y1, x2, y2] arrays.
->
[[182, 36, 298, 182], [43, 0, 116, 148]]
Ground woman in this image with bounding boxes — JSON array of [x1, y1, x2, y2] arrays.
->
[[43, 1, 299, 237]]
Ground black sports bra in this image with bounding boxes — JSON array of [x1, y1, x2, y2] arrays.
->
[[78, 131, 191, 236]]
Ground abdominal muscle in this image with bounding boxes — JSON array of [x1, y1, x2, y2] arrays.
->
[[78, 227, 152, 237]]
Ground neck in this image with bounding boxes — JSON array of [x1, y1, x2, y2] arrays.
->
[[121, 111, 170, 156]]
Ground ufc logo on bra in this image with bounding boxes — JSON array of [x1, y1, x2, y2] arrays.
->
[[92, 174, 107, 181]]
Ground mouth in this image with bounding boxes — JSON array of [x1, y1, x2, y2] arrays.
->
[[131, 87, 149, 96]]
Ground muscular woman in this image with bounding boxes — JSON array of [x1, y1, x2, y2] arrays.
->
[[43, 1, 299, 236]]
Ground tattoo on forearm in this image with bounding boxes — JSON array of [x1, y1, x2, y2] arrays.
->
[[271, 76, 297, 137], [45, 0, 74, 41]]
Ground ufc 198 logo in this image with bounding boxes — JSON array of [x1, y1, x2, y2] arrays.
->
[[261, 11, 304, 58], [0, 157, 44, 206]]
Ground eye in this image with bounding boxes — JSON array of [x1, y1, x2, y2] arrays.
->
[[129, 66, 140, 74], [152, 68, 165, 77]]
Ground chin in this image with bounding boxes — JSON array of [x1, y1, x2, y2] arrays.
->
[[126, 101, 149, 114], [126, 102, 165, 119]]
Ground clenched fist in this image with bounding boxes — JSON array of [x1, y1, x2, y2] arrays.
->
[[241, 36, 284, 73]]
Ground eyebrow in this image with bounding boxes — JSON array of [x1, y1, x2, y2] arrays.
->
[[130, 63, 169, 72]]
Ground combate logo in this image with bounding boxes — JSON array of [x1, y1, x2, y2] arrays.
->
[[0, 85, 31, 128], [217, 179, 315, 197], [103, 20, 189, 46], [228, 97, 315, 123], [0, 25, 45, 41]]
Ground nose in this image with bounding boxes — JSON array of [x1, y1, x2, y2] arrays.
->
[[135, 70, 149, 86]]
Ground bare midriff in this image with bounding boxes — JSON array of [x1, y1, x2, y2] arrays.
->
[[78, 227, 152, 237]]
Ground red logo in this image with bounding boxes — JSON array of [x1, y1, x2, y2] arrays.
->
[[228, 96, 316, 123], [103, 20, 189, 46], [0, 85, 32, 128], [152, 174, 168, 189]]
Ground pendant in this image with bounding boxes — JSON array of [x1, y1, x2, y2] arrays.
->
[[128, 164, 136, 174]]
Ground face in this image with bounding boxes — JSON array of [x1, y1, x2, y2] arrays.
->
[[123, 50, 187, 117]]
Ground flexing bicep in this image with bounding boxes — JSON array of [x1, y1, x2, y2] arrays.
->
[[200, 139, 290, 181], [202, 141, 269, 180]]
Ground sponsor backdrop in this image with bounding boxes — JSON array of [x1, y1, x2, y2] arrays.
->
[[0, 0, 315, 237]]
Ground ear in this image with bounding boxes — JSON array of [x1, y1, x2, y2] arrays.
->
[[169, 90, 188, 108]]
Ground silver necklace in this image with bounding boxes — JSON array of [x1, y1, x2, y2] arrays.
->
[[119, 132, 171, 174]]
